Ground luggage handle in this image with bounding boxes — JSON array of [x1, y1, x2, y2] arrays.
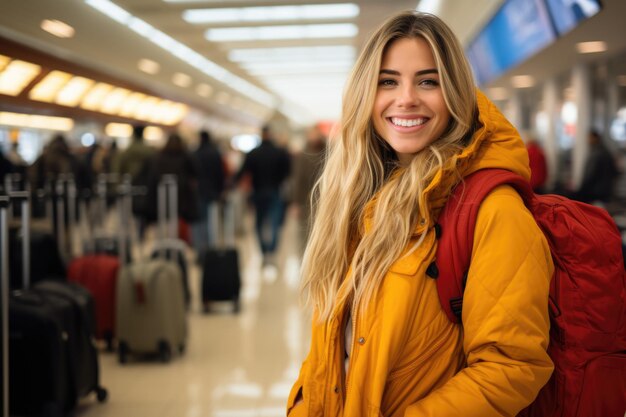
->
[[210, 195, 236, 249], [8, 192, 30, 290], [157, 174, 178, 242], [0, 195, 10, 417], [117, 175, 133, 265]]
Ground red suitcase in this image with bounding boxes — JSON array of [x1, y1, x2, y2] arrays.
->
[[68, 255, 120, 350]]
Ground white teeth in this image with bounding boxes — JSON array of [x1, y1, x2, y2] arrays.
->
[[390, 117, 427, 127]]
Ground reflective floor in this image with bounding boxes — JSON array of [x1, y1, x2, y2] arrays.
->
[[73, 209, 311, 417]]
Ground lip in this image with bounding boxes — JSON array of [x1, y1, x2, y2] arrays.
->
[[386, 116, 429, 133]]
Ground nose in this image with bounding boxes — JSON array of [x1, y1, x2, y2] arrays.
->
[[397, 83, 419, 108]]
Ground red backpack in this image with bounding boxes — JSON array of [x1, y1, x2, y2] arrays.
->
[[436, 168, 626, 417]]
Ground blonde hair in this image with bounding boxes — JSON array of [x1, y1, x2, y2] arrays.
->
[[301, 11, 478, 322]]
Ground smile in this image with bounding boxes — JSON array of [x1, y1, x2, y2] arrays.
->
[[389, 117, 428, 127]]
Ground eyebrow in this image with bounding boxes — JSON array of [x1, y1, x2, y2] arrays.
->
[[379, 68, 438, 76]]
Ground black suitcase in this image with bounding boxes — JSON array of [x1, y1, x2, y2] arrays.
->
[[3, 191, 107, 417], [34, 280, 107, 402], [9, 227, 66, 289], [9, 289, 75, 417], [201, 248, 241, 311], [201, 196, 241, 312]]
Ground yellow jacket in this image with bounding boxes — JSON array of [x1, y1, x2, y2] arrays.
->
[[287, 91, 554, 417]]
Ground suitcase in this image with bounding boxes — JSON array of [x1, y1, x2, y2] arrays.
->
[[116, 175, 187, 363], [33, 280, 106, 402], [151, 239, 190, 308], [63, 176, 122, 351], [2, 192, 107, 417], [201, 195, 241, 313], [67, 255, 119, 350], [9, 289, 74, 416], [149, 178, 190, 308]]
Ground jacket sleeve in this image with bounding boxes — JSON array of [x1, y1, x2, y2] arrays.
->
[[405, 185, 554, 417]]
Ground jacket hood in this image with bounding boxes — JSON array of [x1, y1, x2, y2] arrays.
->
[[421, 89, 530, 223]]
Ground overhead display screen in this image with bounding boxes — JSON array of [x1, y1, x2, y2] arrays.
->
[[466, 0, 602, 86], [544, 0, 602, 35], [467, 0, 556, 85]]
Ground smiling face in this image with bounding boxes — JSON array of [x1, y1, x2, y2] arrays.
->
[[372, 37, 451, 165]]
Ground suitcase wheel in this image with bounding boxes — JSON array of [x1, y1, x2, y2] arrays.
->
[[158, 340, 171, 363], [96, 386, 108, 403], [118, 341, 129, 364], [178, 343, 186, 355]]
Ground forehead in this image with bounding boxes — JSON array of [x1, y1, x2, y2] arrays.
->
[[380, 37, 436, 70]]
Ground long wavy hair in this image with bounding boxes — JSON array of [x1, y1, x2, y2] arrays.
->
[[300, 11, 479, 322]]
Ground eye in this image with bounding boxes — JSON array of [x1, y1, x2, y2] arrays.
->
[[419, 78, 440, 88], [378, 78, 397, 87]]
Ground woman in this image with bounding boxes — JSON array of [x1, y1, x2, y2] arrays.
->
[[287, 11, 554, 417]]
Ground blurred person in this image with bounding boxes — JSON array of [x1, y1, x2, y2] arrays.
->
[[29, 134, 84, 189], [287, 11, 553, 417], [113, 125, 156, 237], [526, 137, 548, 193], [234, 125, 291, 264], [291, 126, 327, 250], [148, 133, 199, 227], [0, 147, 15, 189], [191, 130, 225, 251], [6, 142, 27, 173], [575, 129, 620, 205], [113, 125, 155, 181]]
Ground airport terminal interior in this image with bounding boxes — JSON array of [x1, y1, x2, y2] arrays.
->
[[1, 0, 626, 416]]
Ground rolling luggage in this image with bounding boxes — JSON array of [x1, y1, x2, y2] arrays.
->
[[150, 176, 190, 307], [65, 177, 121, 351], [201, 194, 241, 313], [7, 177, 65, 289], [3, 192, 107, 417], [116, 175, 187, 363], [33, 280, 107, 402]]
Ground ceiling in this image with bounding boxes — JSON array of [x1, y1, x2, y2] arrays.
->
[[0, 0, 622, 132], [0, 0, 502, 130]]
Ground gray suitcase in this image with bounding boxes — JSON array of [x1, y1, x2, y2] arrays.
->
[[115, 176, 187, 363]]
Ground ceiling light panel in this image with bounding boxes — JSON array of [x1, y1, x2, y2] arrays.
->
[[576, 41, 607, 54], [0, 55, 10, 72], [138, 58, 160, 74], [0, 60, 41, 97], [118, 92, 146, 118], [205, 23, 358, 42], [172, 72, 192, 87], [196, 83, 213, 97], [0, 112, 73, 131], [81, 82, 114, 110], [183, 3, 359, 24], [41, 19, 75, 38], [511, 75, 535, 88], [242, 61, 353, 77], [29, 70, 72, 102], [229, 45, 355, 63], [101, 87, 131, 114], [55, 76, 95, 106]]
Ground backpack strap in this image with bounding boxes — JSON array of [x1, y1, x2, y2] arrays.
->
[[435, 168, 534, 323]]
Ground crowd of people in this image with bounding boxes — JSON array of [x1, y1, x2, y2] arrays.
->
[[0, 123, 328, 259]]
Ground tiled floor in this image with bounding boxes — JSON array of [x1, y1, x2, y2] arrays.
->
[[73, 209, 311, 417]]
